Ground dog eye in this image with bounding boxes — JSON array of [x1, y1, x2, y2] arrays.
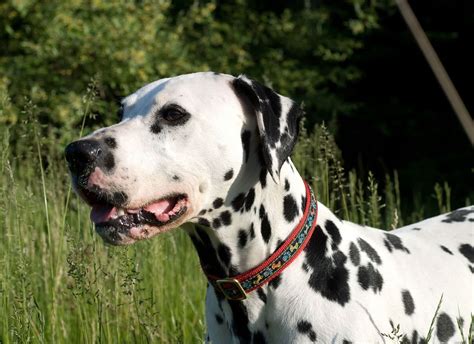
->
[[160, 105, 190, 124]]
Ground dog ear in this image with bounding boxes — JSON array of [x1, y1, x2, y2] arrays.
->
[[231, 75, 303, 183]]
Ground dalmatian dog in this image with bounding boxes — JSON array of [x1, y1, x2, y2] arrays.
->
[[65, 72, 473, 343]]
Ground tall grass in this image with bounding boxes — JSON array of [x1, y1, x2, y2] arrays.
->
[[0, 93, 466, 342]]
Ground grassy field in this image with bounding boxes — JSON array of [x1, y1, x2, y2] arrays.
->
[[0, 101, 470, 343]]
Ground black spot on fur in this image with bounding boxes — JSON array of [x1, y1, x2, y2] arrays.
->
[[357, 263, 383, 293], [301, 194, 306, 214], [212, 218, 222, 229], [241, 130, 251, 163], [172, 175, 180, 181], [401, 290, 415, 315], [215, 314, 223, 324], [384, 239, 393, 252], [198, 218, 210, 227], [343, 340, 352, 344], [349, 242, 360, 266], [411, 330, 419, 344], [238, 230, 248, 249], [459, 244, 474, 263], [436, 312, 455, 342], [261, 213, 272, 243], [257, 288, 267, 303], [259, 169, 267, 188], [198, 209, 207, 216], [297, 320, 317, 342], [245, 188, 256, 211], [325, 220, 342, 251], [150, 121, 162, 134], [228, 301, 251, 342], [275, 239, 284, 251], [269, 274, 281, 289], [103, 153, 115, 170], [259, 204, 265, 219], [272, 102, 301, 170], [232, 193, 246, 211], [190, 228, 225, 276], [213, 198, 224, 209], [224, 169, 234, 181], [217, 244, 232, 267], [385, 233, 410, 254], [252, 331, 267, 344], [442, 208, 474, 223], [285, 179, 290, 191], [283, 195, 298, 222], [412, 227, 421, 230], [440, 245, 453, 255], [249, 223, 256, 239], [357, 238, 382, 264], [304, 225, 350, 305], [104, 137, 117, 149], [220, 211, 232, 226]]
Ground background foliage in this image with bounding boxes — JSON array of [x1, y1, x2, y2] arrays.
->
[[1, 0, 471, 211]]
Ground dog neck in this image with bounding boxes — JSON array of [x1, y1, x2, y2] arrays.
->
[[185, 159, 308, 278]]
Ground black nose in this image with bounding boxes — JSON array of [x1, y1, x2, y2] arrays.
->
[[65, 139, 102, 176]]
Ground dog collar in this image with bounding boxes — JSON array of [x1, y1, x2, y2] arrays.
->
[[204, 181, 318, 301]]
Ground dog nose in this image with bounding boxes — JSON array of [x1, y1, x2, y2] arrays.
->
[[65, 139, 102, 176]]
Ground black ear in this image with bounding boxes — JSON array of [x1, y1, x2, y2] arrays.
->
[[231, 75, 303, 182]]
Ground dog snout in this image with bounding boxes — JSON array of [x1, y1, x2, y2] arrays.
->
[[65, 139, 104, 178]]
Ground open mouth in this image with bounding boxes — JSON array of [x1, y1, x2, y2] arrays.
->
[[90, 194, 188, 244]]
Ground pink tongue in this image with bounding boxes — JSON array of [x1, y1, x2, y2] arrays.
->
[[91, 204, 116, 223], [89, 199, 176, 224], [144, 199, 174, 218]]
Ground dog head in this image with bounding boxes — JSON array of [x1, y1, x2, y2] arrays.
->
[[66, 72, 302, 245]]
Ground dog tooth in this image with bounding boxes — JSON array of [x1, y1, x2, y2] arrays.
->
[[117, 208, 125, 216]]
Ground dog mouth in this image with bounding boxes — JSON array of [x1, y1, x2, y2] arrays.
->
[[90, 194, 189, 245]]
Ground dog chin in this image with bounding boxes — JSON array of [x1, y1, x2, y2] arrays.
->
[[95, 212, 190, 245]]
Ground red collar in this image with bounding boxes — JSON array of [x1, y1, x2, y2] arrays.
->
[[204, 181, 318, 300]]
